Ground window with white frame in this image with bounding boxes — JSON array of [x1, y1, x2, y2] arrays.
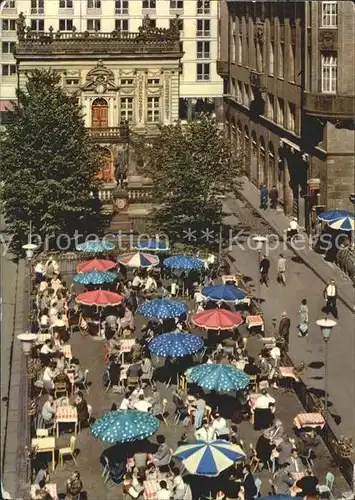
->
[[287, 102, 296, 131], [147, 97, 160, 122], [321, 53, 337, 93], [2, 41, 16, 54], [1, 64, 17, 76], [2, 19, 16, 30], [59, 0, 73, 8], [4, 0, 16, 7], [321, 1, 337, 27], [120, 97, 133, 123], [267, 94, 274, 121], [30, 19, 44, 31], [147, 78, 160, 85], [115, 19, 129, 32], [87, 0, 101, 8], [197, 41, 210, 59], [115, 0, 128, 14], [59, 19, 73, 30], [87, 19, 101, 31], [31, 0, 44, 15], [196, 63, 210, 81], [142, 0, 156, 9], [197, 19, 210, 37], [269, 41, 274, 75], [277, 98, 284, 126], [197, 0, 210, 15], [169, 18, 183, 34], [170, 0, 183, 10]]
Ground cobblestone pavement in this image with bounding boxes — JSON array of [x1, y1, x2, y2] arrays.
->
[[223, 193, 355, 439], [42, 292, 348, 499]]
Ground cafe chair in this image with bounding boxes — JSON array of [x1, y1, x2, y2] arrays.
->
[[54, 381, 68, 399], [317, 471, 335, 499], [58, 435, 77, 467], [254, 478, 262, 499], [299, 448, 314, 470], [36, 429, 49, 438], [76, 369, 90, 394], [249, 443, 260, 474], [126, 377, 139, 389]]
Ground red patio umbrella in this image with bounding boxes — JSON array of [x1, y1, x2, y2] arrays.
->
[[192, 309, 243, 330], [76, 290, 123, 306], [77, 259, 116, 273]]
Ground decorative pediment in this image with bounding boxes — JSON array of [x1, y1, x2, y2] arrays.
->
[[81, 60, 118, 93]]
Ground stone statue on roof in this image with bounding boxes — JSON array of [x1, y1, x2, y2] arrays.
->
[[16, 12, 26, 40]]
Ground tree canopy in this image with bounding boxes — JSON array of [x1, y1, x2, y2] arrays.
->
[[141, 114, 244, 244], [0, 70, 101, 254]]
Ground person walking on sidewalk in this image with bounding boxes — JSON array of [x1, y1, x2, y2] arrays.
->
[[277, 254, 287, 285], [260, 255, 270, 287], [278, 312, 291, 351], [269, 185, 279, 210], [298, 299, 309, 337], [260, 184, 269, 210], [287, 217, 299, 241], [323, 279, 338, 319]]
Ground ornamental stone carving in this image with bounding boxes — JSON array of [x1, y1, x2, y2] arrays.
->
[[319, 30, 337, 50], [137, 73, 144, 122], [164, 74, 170, 120], [81, 60, 118, 92]]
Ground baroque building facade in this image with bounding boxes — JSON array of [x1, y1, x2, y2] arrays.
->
[[218, 1, 354, 228], [13, 13, 182, 226]]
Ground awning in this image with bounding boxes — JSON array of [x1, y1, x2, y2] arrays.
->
[[0, 100, 15, 111]]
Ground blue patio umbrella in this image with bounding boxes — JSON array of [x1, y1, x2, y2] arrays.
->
[[134, 239, 169, 251], [163, 255, 204, 271], [202, 285, 246, 303], [318, 210, 354, 231], [186, 363, 250, 393], [76, 240, 115, 252], [174, 440, 245, 477], [149, 332, 204, 358], [73, 270, 117, 285], [138, 298, 188, 320], [91, 410, 160, 444]]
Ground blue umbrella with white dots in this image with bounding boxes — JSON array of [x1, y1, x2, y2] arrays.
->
[[138, 298, 188, 320], [148, 332, 204, 358], [91, 410, 160, 444], [186, 363, 250, 393]]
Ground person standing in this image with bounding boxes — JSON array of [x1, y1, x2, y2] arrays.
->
[[323, 279, 338, 319], [298, 299, 309, 337], [269, 185, 279, 210], [278, 312, 291, 351], [277, 254, 286, 285], [260, 255, 270, 286], [287, 217, 299, 241], [260, 184, 269, 210]]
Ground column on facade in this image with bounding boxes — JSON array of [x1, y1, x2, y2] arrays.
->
[[135, 71, 145, 126], [162, 71, 171, 126]]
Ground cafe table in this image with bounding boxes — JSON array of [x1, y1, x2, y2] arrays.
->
[[293, 412, 326, 430], [55, 405, 78, 437], [31, 437, 56, 471], [246, 315, 264, 332], [31, 483, 58, 499], [143, 479, 172, 500]]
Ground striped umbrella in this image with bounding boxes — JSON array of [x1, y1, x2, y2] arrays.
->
[[118, 252, 160, 268], [318, 210, 355, 231]]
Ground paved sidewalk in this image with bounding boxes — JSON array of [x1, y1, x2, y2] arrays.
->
[[239, 178, 354, 312]]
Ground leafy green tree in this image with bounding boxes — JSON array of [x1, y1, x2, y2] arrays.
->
[[0, 70, 101, 254], [141, 114, 244, 243]]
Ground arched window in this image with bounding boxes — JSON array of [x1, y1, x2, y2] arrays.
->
[[237, 121, 243, 149], [260, 137, 266, 185], [97, 147, 114, 183], [269, 141, 276, 186], [251, 131, 258, 184], [92, 97, 108, 128], [244, 126, 250, 170]]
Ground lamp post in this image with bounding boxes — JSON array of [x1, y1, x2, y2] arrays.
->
[[252, 236, 267, 308], [316, 317, 337, 423]]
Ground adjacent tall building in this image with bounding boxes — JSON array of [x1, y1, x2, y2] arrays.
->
[[218, 1, 354, 227], [0, 0, 223, 119]]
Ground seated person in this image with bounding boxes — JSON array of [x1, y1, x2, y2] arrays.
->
[[273, 463, 295, 494], [288, 448, 305, 475], [140, 356, 153, 384], [195, 420, 217, 442], [211, 412, 229, 438], [120, 391, 132, 410], [131, 338, 142, 361], [244, 357, 259, 376], [171, 467, 186, 500], [149, 387, 163, 416], [133, 394, 152, 413], [34, 463, 50, 485], [41, 395, 56, 426], [123, 472, 144, 499], [127, 360, 142, 379], [150, 435, 172, 467], [39, 309, 50, 330], [145, 462, 159, 480], [130, 385, 144, 404], [172, 389, 189, 420], [157, 480, 172, 500], [39, 340, 55, 366], [108, 334, 121, 359], [42, 362, 58, 392], [295, 469, 319, 496], [71, 358, 85, 385]]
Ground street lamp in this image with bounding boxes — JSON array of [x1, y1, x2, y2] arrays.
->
[[252, 235, 267, 308], [316, 317, 337, 423]]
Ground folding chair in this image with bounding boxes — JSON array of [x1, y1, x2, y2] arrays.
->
[[317, 472, 335, 499], [254, 478, 262, 498]]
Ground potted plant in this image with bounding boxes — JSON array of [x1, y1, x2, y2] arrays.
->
[[336, 436, 354, 459]]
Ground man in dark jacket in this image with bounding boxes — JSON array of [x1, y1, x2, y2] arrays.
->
[[241, 464, 257, 500], [269, 185, 279, 209], [278, 312, 291, 351], [260, 255, 270, 286]]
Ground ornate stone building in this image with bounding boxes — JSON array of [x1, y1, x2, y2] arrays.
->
[[218, 1, 354, 229], [14, 13, 183, 228]]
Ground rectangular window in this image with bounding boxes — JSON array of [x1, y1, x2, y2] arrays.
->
[[87, 0, 101, 8], [59, 0, 73, 8], [197, 19, 210, 37], [115, 19, 129, 32], [31, 0, 44, 14], [197, 41, 210, 59], [2, 64, 17, 76], [169, 18, 183, 34], [2, 19, 16, 30], [142, 0, 156, 9], [321, 1, 337, 27], [197, 0, 210, 15], [147, 78, 160, 85], [287, 102, 296, 131], [120, 97, 133, 123], [321, 53, 337, 93], [2, 41, 16, 54], [267, 94, 274, 120], [170, 0, 183, 10], [269, 41, 274, 75], [278, 42, 284, 78], [30, 19, 45, 31], [59, 19, 73, 31], [87, 19, 101, 31], [66, 78, 79, 86], [4, 0, 16, 7], [121, 78, 134, 85], [196, 63, 210, 81], [115, 0, 128, 15], [147, 97, 160, 122], [277, 98, 284, 126]]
